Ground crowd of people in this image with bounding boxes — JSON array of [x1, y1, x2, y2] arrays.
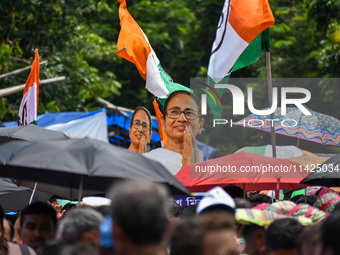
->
[[1, 181, 340, 255]]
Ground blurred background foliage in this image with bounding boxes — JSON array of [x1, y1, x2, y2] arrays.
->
[[0, 0, 340, 154]]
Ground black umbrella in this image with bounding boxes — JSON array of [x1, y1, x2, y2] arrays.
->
[[0, 178, 51, 212], [0, 137, 189, 200], [0, 124, 70, 144], [301, 154, 340, 187]]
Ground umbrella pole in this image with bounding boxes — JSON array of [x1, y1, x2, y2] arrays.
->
[[29, 181, 38, 205], [266, 51, 277, 158], [243, 183, 246, 199], [78, 176, 84, 202], [275, 178, 280, 201]]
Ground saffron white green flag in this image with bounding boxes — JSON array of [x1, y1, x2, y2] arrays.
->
[[116, 0, 189, 105], [206, 0, 275, 118], [18, 49, 40, 126]]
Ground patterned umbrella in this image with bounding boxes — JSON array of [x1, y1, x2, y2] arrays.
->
[[236, 107, 340, 146]]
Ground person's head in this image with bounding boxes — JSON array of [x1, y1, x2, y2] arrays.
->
[[247, 192, 272, 206], [234, 198, 252, 209], [197, 187, 236, 214], [265, 218, 303, 255], [58, 207, 104, 246], [299, 223, 322, 255], [242, 223, 266, 255], [168, 198, 181, 218], [295, 195, 318, 206], [197, 187, 237, 234], [20, 202, 57, 251], [129, 107, 152, 148], [170, 215, 238, 255], [224, 185, 245, 198], [179, 204, 198, 218], [320, 210, 340, 255], [200, 215, 238, 255], [109, 180, 170, 250], [162, 90, 204, 141]]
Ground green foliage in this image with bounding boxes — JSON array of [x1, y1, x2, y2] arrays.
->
[[0, 0, 121, 120]]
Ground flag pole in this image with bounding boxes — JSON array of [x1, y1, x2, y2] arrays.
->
[[264, 29, 279, 201], [263, 29, 277, 158], [266, 52, 277, 158]]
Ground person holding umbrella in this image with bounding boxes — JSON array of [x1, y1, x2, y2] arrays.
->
[[144, 90, 204, 175], [128, 106, 152, 154]]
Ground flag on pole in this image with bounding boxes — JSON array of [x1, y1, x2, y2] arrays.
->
[[116, 0, 189, 104], [18, 49, 40, 126], [206, 0, 275, 118]]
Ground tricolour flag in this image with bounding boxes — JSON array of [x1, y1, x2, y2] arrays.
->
[[206, 0, 275, 118], [18, 49, 40, 126], [116, 0, 190, 105]]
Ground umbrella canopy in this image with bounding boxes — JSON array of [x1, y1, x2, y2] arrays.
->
[[236, 145, 304, 158], [175, 151, 309, 193], [236, 208, 312, 226], [0, 124, 70, 144], [0, 178, 51, 212], [0, 137, 189, 200], [301, 154, 340, 187], [236, 107, 340, 146]]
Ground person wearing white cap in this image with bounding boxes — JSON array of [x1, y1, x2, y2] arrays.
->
[[196, 186, 241, 253], [196, 186, 236, 215]]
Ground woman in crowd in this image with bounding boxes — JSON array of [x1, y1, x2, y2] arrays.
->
[[143, 90, 204, 175], [128, 106, 152, 154]]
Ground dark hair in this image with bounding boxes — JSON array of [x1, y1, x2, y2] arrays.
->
[[20, 202, 57, 231], [131, 106, 152, 133], [321, 210, 340, 254], [170, 215, 235, 255], [295, 195, 318, 206], [109, 180, 170, 245], [242, 223, 266, 242], [163, 90, 201, 118], [179, 204, 198, 218], [290, 194, 304, 203], [170, 217, 203, 255], [224, 186, 244, 198], [199, 204, 235, 215], [265, 218, 303, 252], [234, 198, 252, 209], [168, 198, 181, 218], [247, 193, 272, 205], [299, 223, 321, 255]]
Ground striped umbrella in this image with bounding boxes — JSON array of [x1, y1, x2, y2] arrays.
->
[[235, 107, 340, 146]]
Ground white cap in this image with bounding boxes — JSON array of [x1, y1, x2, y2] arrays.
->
[[82, 196, 111, 207], [196, 186, 236, 214]]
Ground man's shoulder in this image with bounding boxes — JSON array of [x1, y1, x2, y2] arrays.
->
[[8, 242, 36, 255]]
